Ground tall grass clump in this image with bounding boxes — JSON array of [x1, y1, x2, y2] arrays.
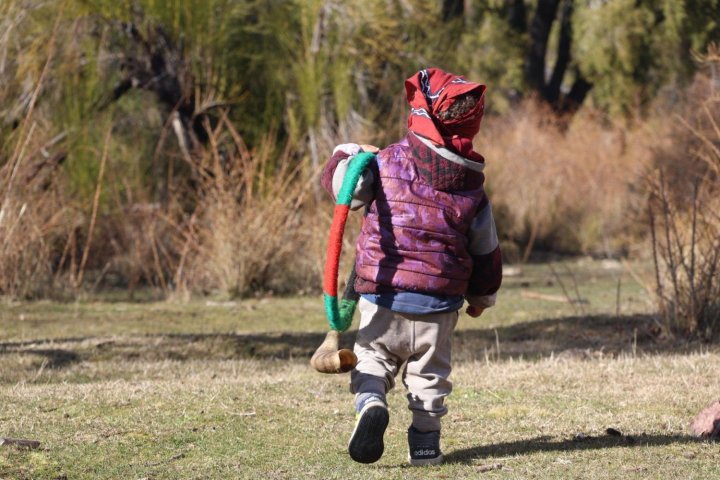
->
[[647, 47, 720, 339], [171, 115, 326, 298]]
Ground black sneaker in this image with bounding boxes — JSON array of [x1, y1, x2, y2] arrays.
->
[[408, 426, 443, 466], [348, 396, 389, 464]]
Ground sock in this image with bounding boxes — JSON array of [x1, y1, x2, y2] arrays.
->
[[355, 392, 386, 413]]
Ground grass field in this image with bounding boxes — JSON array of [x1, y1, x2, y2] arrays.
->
[[1, 260, 719, 479]]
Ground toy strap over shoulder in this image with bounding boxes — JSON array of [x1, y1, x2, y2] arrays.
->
[[323, 151, 375, 332], [310, 151, 375, 374]]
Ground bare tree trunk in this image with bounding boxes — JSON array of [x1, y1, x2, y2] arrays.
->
[[524, 0, 593, 114], [507, 0, 527, 32], [525, 0, 560, 93], [563, 73, 593, 113], [442, 0, 464, 21], [545, 0, 573, 104]]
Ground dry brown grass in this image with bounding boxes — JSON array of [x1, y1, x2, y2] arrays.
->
[[0, 165, 73, 298], [480, 101, 653, 260]]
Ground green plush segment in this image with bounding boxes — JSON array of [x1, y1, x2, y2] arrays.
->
[[338, 298, 358, 331], [336, 152, 375, 206], [324, 293, 340, 330], [324, 294, 357, 332]]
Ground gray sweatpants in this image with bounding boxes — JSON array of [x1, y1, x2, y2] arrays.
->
[[350, 297, 459, 432]]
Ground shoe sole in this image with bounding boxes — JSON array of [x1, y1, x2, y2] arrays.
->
[[409, 453, 444, 466], [348, 404, 389, 464]]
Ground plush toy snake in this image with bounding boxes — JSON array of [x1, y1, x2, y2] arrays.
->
[[310, 151, 375, 374]]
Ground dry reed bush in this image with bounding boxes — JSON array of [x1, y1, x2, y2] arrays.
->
[[0, 123, 74, 298], [647, 47, 720, 339], [88, 203, 177, 295], [174, 101, 378, 298], [0, 18, 75, 299], [173, 116, 326, 298], [479, 101, 652, 260]]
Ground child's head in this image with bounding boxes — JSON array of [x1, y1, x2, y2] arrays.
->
[[405, 68, 486, 149], [437, 93, 481, 122]]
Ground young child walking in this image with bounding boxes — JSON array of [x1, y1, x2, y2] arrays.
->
[[321, 68, 502, 466]]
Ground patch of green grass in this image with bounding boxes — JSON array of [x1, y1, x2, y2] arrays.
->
[[1, 357, 719, 479], [0, 259, 651, 342], [1, 261, 718, 478]]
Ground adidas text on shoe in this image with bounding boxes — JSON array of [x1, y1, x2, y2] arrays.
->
[[408, 426, 443, 466], [348, 399, 389, 464]]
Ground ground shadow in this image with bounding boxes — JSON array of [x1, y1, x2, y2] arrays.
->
[[452, 313, 690, 361], [445, 432, 701, 464], [0, 313, 712, 369], [0, 331, 356, 368], [24, 348, 81, 369]]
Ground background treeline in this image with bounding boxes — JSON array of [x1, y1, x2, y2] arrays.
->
[[1, 0, 719, 325]]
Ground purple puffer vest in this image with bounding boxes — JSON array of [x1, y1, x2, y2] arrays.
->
[[354, 137, 486, 296]]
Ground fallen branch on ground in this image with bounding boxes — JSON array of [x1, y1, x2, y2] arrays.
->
[[521, 290, 588, 304], [0, 437, 41, 449]]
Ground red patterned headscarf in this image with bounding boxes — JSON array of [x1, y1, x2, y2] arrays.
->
[[405, 68, 486, 162]]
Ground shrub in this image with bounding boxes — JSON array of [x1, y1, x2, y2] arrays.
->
[[647, 48, 720, 339], [480, 101, 652, 260]]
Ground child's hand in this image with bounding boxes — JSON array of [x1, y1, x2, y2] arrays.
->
[[465, 305, 485, 318], [359, 144, 380, 153]]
